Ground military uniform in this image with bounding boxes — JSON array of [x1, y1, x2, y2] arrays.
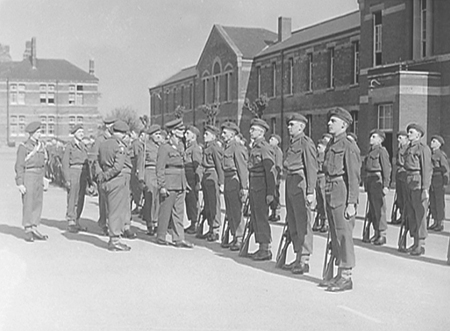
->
[[364, 131, 391, 244], [269, 134, 283, 221], [130, 137, 145, 211], [315, 144, 328, 231], [395, 135, 408, 223], [122, 140, 136, 238]]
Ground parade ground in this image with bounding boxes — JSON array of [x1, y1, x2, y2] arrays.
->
[[0, 146, 449, 331]]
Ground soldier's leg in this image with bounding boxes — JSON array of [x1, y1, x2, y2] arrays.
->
[[157, 191, 176, 242], [409, 188, 427, 255], [76, 168, 88, 226], [429, 185, 437, 227], [66, 168, 81, 228], [202, 178, 213, 232], [150, 180, 159, 228], [251, 182, 271, 260], [97, 182, 108, 231], [171, 191, 186, 243], [435, 181, 445, 230], [185, 176, 198, 227], [122, 173, 136, 238], [372, 176, 387, 244]]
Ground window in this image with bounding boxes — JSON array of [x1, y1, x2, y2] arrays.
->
[[189, 84, 193, 109], [69, 116, 76, 130], [18, 84, 25, 104], [373, 12, 382, 66], [256, 66, 261, 97], [328, 48, 335, 88], [40, 85, 47, 104], [212, 76, 220, 103], [421, 0, 427, 57], [352, 41, 360, 85], [10, 84, 17, 104], [77, 116, 83, 124], [48, 85, 55, 104], [181, 86, 184, 107], [224, 72, 231, 102], [76, 85, 83, 105], [287, 58, 294, 95], [271, 117, 276, 134], [271, 62, 276, 97], [19, 115, 26, 135], [10, 115, 18, 137], [202, 79, 207, 105], [307, 53, 313, 91], [48, 123, 55, 136], [378, 104, 393, 131], [69, 85, 75, 105], [350, 111, 359, 135], [173, 88, 177, 110], [40, 116, 47, 135]]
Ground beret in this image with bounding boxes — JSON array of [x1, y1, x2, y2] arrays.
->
[[221, 121, 240, 134], [406, 123, 425, 136], [70, 124, 84, 135], [327, 107, 353, 125], [165, 118, 184, 131], [431, 134, 445, 146], [147, 124, 161, 136], [250, 118, 269, 131], [286, 113, 308, 125], [103, 117, 116, 125], [186, 125, 200, 137], [25, 121, 41, 134], [269, 134, 281, 144], [347, 132, 358, 142], [396, 130, 407, 137], [112, 120, 130, 133], [369, 129, 385, 140], [204, 125, 220, 136]]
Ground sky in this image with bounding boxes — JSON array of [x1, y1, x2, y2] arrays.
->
[[0, 0, 358, 116]]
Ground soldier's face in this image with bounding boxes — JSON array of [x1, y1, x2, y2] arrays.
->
[[369, 133, 382, 146], [249, 126, 264, 140], [430, 139, 440, 150], [269, 137, 278, 146], [151, 132, 162, 143], [397, 135, 408, 146], [328, 116, 346, 135], [221, 129, 234, 143], [74, 129, 84, 140], [204, 131, 215, 142], [407, 128, 421, 141], [287, 120, 304, 136], [32, 129, 42, 140]]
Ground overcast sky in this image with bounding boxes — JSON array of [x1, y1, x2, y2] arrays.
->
[[0, 0, 358, 116]]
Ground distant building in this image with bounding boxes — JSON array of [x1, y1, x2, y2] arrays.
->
[[0, 37, 101, 146], [149, 0, 450, 159]]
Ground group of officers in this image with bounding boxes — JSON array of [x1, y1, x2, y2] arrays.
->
[[14, 107, 450, 293]]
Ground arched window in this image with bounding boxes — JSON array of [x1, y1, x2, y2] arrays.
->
[[212, 62, 221, 103]]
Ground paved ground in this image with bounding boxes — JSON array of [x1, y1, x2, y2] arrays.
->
[[1, 146, 449, 331]]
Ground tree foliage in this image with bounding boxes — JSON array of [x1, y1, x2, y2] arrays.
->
[[174, 105, 185, 119], [199, 102, 220, 125], [106, 106, 143, 133], [243, 94, 269, 119]]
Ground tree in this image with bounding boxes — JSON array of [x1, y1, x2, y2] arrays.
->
[[106, 106, 143, 133], [174, 105, 185, 119], [243, 94, 269, 119], [199, 102, 220, 125]]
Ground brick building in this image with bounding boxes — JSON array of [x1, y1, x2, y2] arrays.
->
[[0, 38, 101, 146], [150, 0, 450, 158]]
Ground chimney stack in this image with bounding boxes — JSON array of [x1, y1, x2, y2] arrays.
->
[[23, 40, 31, 60], [89, 59, 95, 75], [31, 37, 37, 69], [278, 17, 292, 43]]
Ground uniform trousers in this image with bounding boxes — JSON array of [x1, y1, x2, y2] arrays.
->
[[325, 177, 356, 268], [22, 168, 44, 228], [185, 171, 199, 223], [249, 174, 271, 244], [157, 190, 186, 242], [65, 166, 88, 223], [430, 173, 445, 222], [224, 174, 244, 238], [130, 171, 142, 208], [142, 167, 159, 229], [102, 175, 128, 237], [202, 169, 221, 231], [366, 173, 387, 234], [271, 183, 281, 213], [395, 172, 407, 214], [316, 174, 327, 221], [405, 173, 428, 240], [123, 172, 132, 230]]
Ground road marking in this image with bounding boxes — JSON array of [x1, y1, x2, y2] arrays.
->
[[338, 305, 383, 324]]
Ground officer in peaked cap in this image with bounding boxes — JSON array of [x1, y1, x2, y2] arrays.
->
[[15, 121, 49, 242], [200, 124, 224, 241], [247, 118, 276, 260], [393, 130, 409, 226], [268, 133, 283, 222]]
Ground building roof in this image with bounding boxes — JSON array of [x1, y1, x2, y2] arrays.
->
[[157, 65, 197, 86], [258, 10, 360, 57], [0, 58, 98, 82]]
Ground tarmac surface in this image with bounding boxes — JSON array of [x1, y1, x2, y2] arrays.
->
[[1, 146, 449, 331]]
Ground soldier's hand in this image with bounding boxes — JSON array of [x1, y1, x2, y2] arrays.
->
[[65, 181, 71, 190], [160, 187, 169, 197], [344, 204, 356, 219], [421, 189, 429, 201], [306, 194, 315, 208], [219, 184, 224, 193], [266, 194, 274, 205], [382, 187, 389, 196], [240, 188, 248, 203], [17, 185, 26, 195], [43, 177, 50, 192]]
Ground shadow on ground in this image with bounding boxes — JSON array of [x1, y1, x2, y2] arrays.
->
[[0, 224, 26, 240]]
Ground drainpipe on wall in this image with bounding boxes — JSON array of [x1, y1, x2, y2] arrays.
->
[[6, 77, 10, 146], [280, 50, 285, 150]]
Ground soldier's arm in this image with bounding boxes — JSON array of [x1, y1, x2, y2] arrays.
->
[[344, 144, 360, 205], [303, 140, 318, 195], [262, 148, 276, 196], [420, 145, 433, 190], [90, 140, 102, 177], [380, 148, 392, 188], [61, 144, 71, 183], [213, 147, 224, 186], [14, 145, 27, 186], [193, 146, 203, 185], [156, 145, 167, 189], [235, 146, 249, 189], [442, 152, 450, 184], [136, 143, 145, 182], [103, 145, 126, 181]]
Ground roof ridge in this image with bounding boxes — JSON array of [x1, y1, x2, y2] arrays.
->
[[291, 10, 359, 36]]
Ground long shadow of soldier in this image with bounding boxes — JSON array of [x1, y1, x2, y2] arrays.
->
[[0, 224, 26, 240]]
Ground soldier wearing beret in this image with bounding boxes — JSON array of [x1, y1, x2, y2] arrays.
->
[[268, 133, 283, 222], [15, 122, 50, 242], [200, 125, 224, 241], [282, 114, 318, 273], [156, 119, 193, 248], [393, 130, 409, 225], [402, 123, 432, 256], [220, 121, 248, 250], [138, 124, 163, 235], [428, 135, 449, 232], [62, 124, 92, 233], [130, 129, 145, 215], [247, 118, 276, 260], [183, 125, 203, 234], [97, 120, 132, 251], [321, 107, 360, 292], [363, 129, 392, 245], [313, 138, 329, 233]]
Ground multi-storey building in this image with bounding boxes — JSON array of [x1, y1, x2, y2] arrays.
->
[[0, 38, 101, 146]]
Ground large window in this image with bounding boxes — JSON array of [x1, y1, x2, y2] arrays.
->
[[328, 48, 335, 89], [69, 85, 75, 105], [69, 116, 76, 130], [373, 11, 382, 66], [48, 116, 55, 136], [271, 62, 276, 97], [224, 72, 231, 102], [19, 115, 26, 135], [10, 115, 18, 136], [10, 84, 17, 104], [180, 86, 184, 107], [350, 111, 359, 135], [287, 58, 294, 95], [76, 85, 83, 105], [271, 117, 276, 134], [189, 84, 193, 109], [307, 53, 313, 92], [40, 115, 47, 134], [256, 66, 261, 97], [421, 0, 428, 57], [352, 41, 360, 85], [202, 78, 207, 105], [378, 104, 393, 131], [40, 84, 55, 104]]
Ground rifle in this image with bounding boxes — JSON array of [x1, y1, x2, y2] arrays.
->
[[275, 223, 291, 268], [426, 203, 432, 229], [239, 198, 252, 257], [221, 216, 231, 248], [362, 198, 371, 243], [397, 213, 409, 252], [390, 192, 400, 224], [322, 231, 336, 280], [195, 197, 207, 238]]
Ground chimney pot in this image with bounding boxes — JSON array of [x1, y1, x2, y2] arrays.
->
[[278, 17, 292, 42], [23, 40, 31, 60], [89, 59, 95, 75], [31, 37, 37, 69]]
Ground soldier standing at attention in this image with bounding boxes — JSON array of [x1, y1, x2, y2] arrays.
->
[[321, 108, 360, 292], [62, 124, 91, 233], [364, 129, 392, 245], [282, 114, 318, 273], [156, 118, 193, 248], [201, 125, 224, 241], [184, 125, 203, 234], [428, 135, 449, 232], [313, 138, 329, 233], [221, 122, 248, 251], [121, 132, 137, 239], [97, 120, 131, 251], [393, 131, 409, 225], [268, 134, 283, 222], [403, 123, 432, 256], [130, 129, 145, 215], [15, 122, 49, 242], [247, 118, 276, 261], [138, 124, 163, 236]]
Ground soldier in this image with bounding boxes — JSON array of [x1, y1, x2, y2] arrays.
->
[[321, 107, 360, 292], [322, 133, 333, 145], [347, 132, 358, 145], [120, 132, 137, 239], [247, 118, 276, 261], [393, 131, 409, 224], [201, 125, 224, 241], [138, 124, 163, 235], [184, 125, 203, 234], [130, 129, 145, 215], [221, 121, 248, 251], [62, 124, 91, 233], [363, 129, 392, 245], [156, 118, 193, 248], [268, 134, 283, 222], [403, 123, 432, 256], [282, 114, 318, 273], [97, 120, 131, 251], [428, 135, 449, 231], [15, 122, 49, 242], [90, 117, 116, 235], [313, 138, 328, 233]]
